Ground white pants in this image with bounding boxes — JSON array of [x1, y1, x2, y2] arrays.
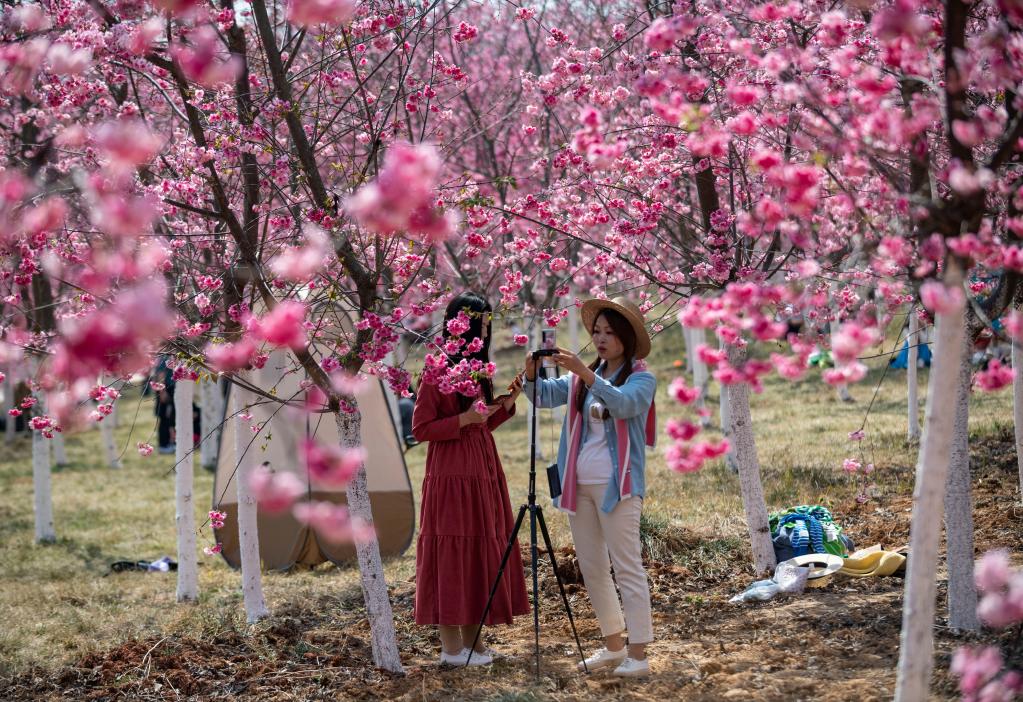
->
[[568, 483, 654, 644]]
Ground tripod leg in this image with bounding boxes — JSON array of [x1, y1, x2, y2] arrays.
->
[[465, 504, 528, 667], [536, 506, 590, 673], [530, 505, 541, 679]]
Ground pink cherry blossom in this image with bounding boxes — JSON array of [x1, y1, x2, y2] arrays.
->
[[975, 360, 1014, 393], [665, 419, 700, 442], [206, 338, 258, 373], [249, 464, 306, 514], [270, 224, 329, 282], [952, 646, 1003, 696], [250, 301, 308, 350], [51, 280, 175, 384], [137, 442, 154, 457], [93, 121, 164, 171], [668, 377, 700, 404], [171, 26, 243, 89], [293, 501, 374, 543], [45, 44, 93, 76], [696, 345, 726, 366], [302, 438, 364, 487], [287, 0, 358, 28], [330, 371, 369, 397]]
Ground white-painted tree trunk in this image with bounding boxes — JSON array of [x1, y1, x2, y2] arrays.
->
[[335, 408, 404, 673], [45, 393, 67, 467], [687, 327, 711, 427], [97, 376, 121, 469], [908, 311, 921, 442], [2, 370, 12, 442], [174, 378, 199, 602], [32, 418, 55, 543], [719, 338, 738, 473], [724, 344, 775, 576], [894, 271, 967, 702], [100, 412, 121, 469], [3, 368, 15, 443], [199, 377, 223, 471], [234, 376, 269, 623], [944, 333, 980, 632], [1014, 339, 1023, 504]]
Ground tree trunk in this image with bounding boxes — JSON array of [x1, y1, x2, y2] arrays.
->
[[1014, 338, 1023, 504], [719, 339, 738, 473], [908, 310, 921, 442], [98, 376, 121, 469], [32, 415, 55, 543], [200, 377, 223, 471], [894, 272, 966, 702], [174, 378, 199, 602], [234, 375, 269, 623], [46, 394, 67, 467], [687, 327, 711, 427], [943, 333, 980, 632], [3, 367, 14, 443], [724, 344, 776, 576], [335, 408, 404, 673], [100, 411, 121, 469]]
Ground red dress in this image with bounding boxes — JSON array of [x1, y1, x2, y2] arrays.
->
[[412, 380, 530, 626]]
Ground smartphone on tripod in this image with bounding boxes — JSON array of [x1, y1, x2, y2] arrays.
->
[[541, 329, 557, 369]]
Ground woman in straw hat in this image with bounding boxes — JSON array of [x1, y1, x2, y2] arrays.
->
[[522, 297, 657, 678]]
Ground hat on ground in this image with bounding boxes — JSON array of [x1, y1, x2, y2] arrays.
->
[[580, 297, 652, 360], [786, 553, 844, 579]]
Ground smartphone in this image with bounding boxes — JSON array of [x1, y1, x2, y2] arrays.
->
[[541, 329, 557, 368]]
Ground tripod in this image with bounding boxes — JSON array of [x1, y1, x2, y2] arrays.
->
[[466, 351, 589, 677]]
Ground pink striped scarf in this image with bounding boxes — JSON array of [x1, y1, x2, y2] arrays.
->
[[558, 371, 656, 515]]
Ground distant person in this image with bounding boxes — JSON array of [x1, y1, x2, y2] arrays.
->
[[151, 356, 176, 454]]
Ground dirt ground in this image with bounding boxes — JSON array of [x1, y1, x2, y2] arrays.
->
[[3, 432, 1021, 701]]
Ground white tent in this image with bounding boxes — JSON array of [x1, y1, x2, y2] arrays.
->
[[212, 350, 415, 570]]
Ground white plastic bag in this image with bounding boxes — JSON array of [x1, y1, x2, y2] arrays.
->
[[773, 561, 810, 594], [729, 579, 781, 603]]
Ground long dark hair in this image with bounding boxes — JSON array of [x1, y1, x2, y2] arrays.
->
[[443, 291, 495, 411], [574, 309, 636, 419]]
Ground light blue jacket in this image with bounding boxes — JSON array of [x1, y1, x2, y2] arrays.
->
[[523, 364, 656, 514]]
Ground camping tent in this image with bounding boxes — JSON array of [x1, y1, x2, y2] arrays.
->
[[212, 349, 415, 570]]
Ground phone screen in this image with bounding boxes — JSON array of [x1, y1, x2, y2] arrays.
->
[[541, 329, 556, 368]]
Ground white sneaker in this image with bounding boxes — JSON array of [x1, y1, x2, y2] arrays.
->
[[577, 646, 627, 672], [612, 657, 650, 677], [464, 647, 493, 666], [439, 648, 469, 666]]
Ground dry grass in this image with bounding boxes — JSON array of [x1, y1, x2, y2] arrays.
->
[[0, 331, 1014, 683]]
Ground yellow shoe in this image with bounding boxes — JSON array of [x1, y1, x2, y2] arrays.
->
[[839, 550, 886, 574], [871, 552, 906, 576]]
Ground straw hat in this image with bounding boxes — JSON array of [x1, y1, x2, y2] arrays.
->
[[580, 297, 652, 360]]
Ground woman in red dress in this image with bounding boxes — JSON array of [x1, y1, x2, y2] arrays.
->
[[412, 292, 530, 666]]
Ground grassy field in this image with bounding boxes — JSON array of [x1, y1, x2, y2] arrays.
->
[[0, 332, 1016, 690]]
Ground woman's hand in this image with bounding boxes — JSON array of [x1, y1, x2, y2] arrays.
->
[[552, 347, 593, 376], [503, 376, 523, 411], [458, 406, 490, 427]]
